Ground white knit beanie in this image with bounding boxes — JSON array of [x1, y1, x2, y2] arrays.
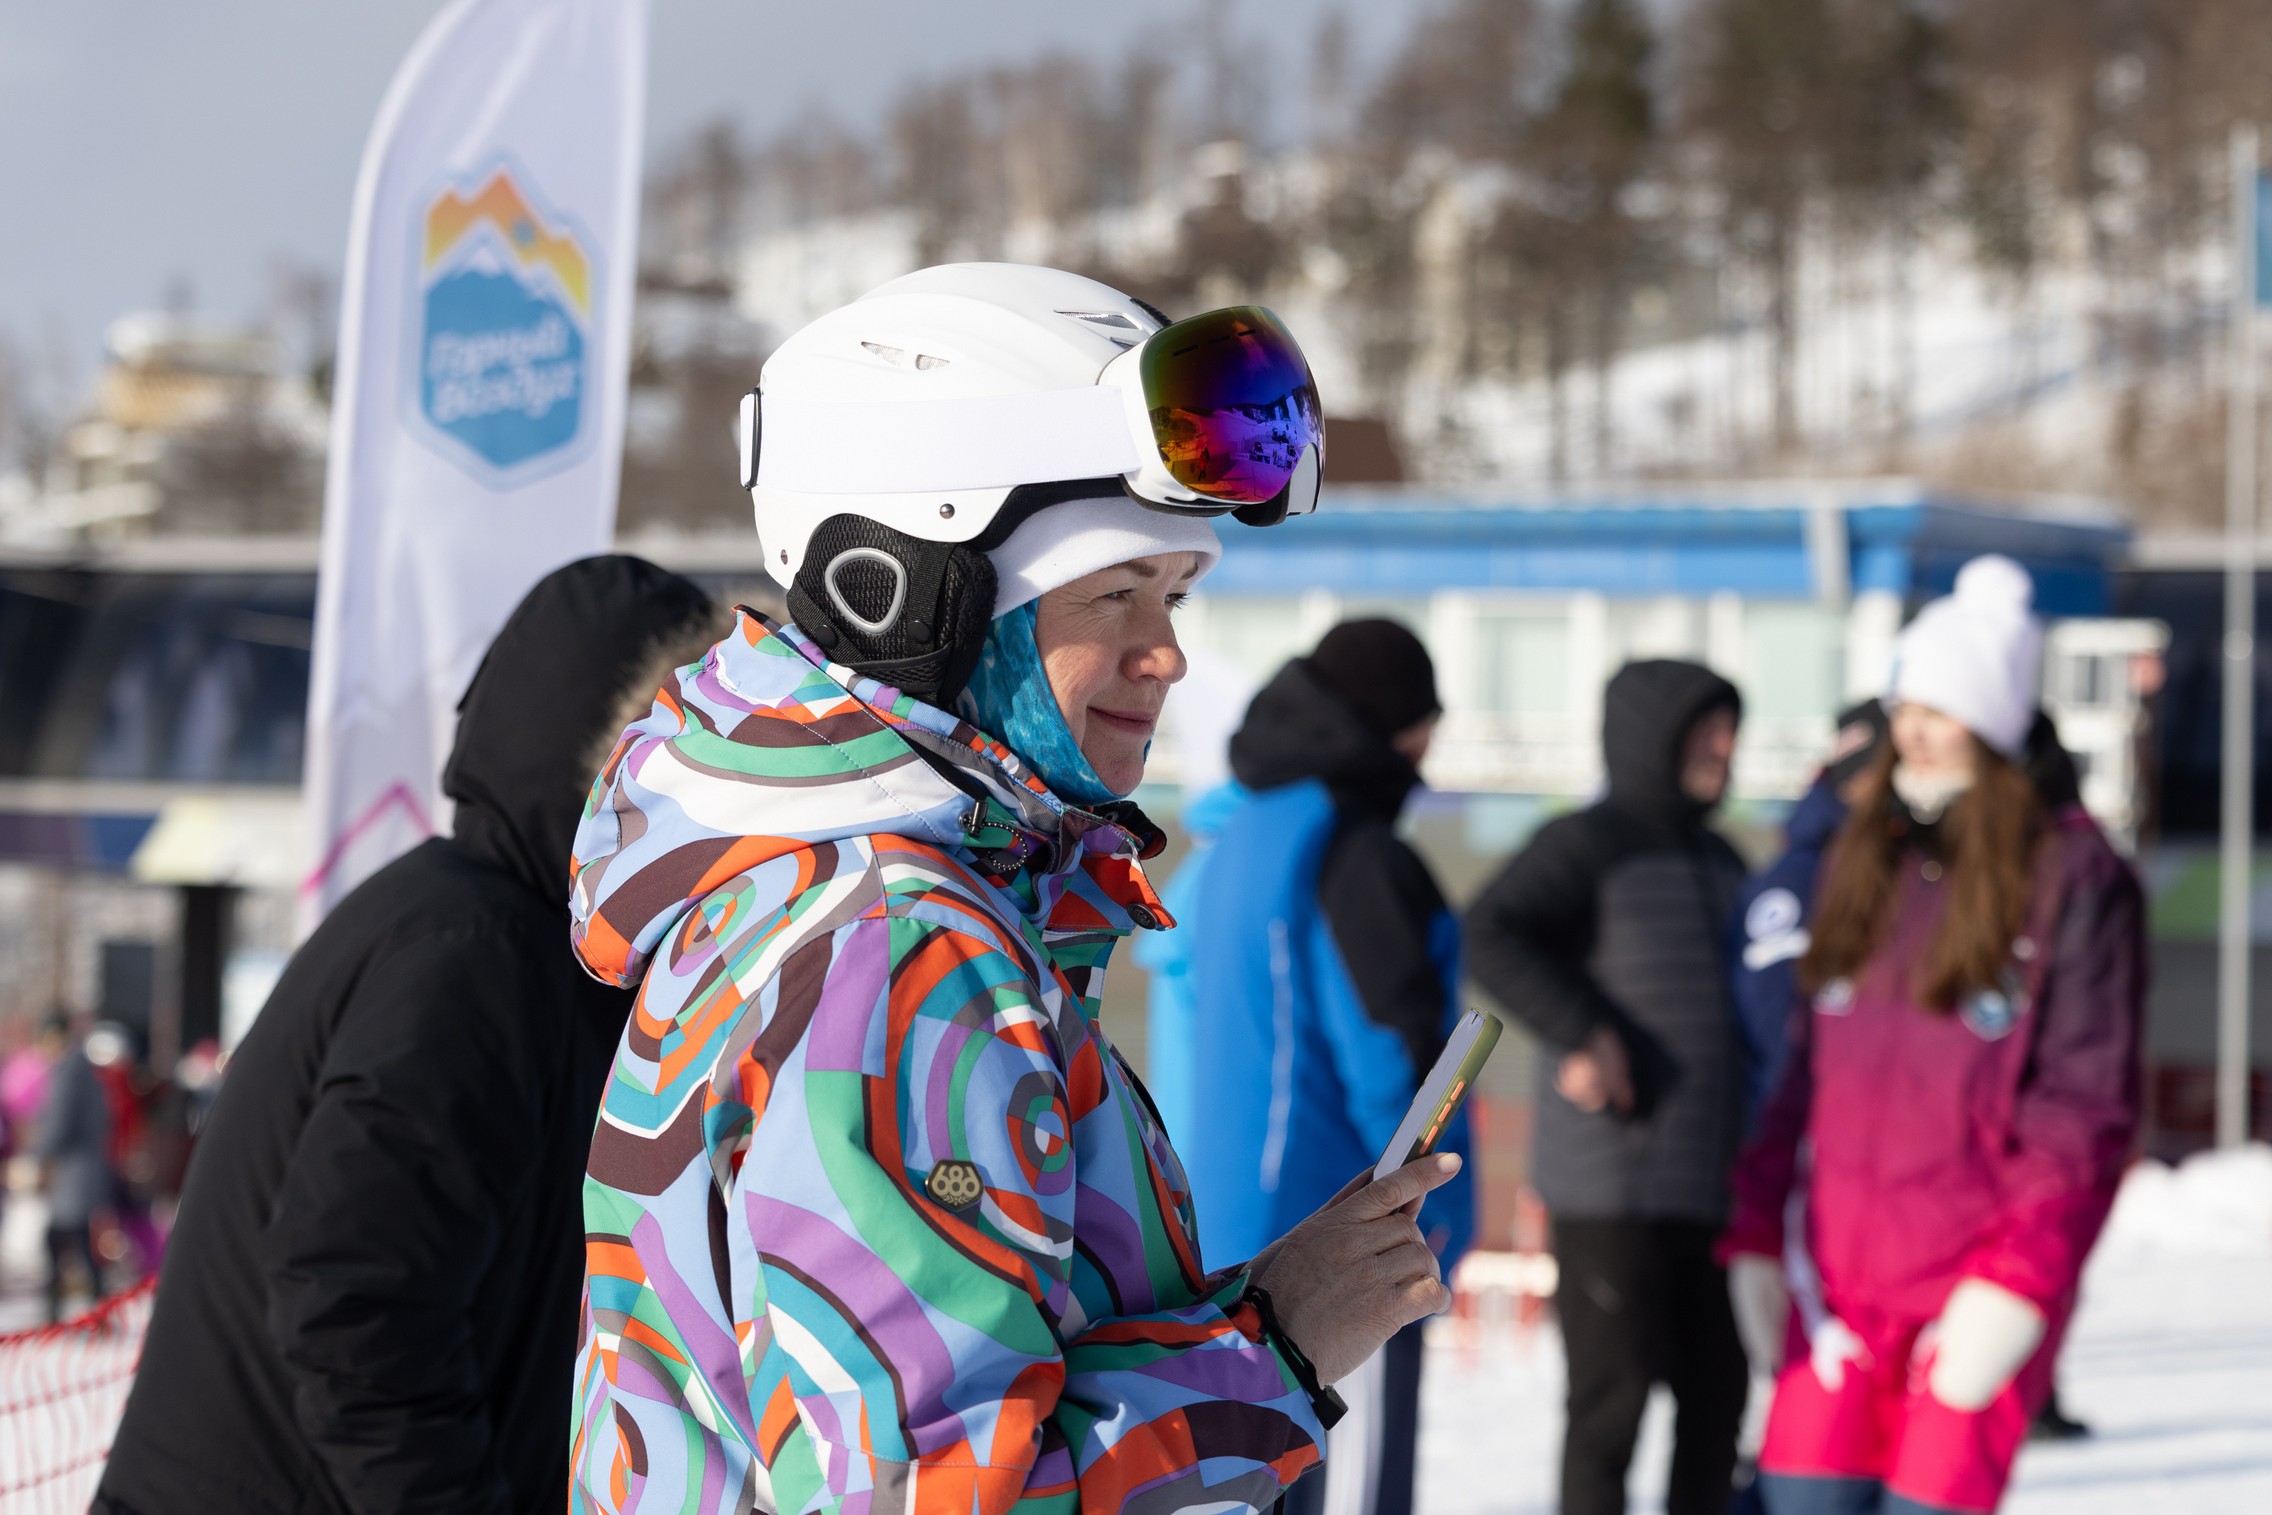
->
[[1890, 555, 2042, 758], [986, 495, 1222, 619]]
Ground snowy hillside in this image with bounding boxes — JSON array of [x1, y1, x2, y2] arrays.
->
[[730, 191, 2221, 517], [1410, 225, 2197, 488]]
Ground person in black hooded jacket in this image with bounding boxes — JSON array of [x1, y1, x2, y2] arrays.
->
[[95, 555, 723, 1515], [1465, 657, 1751, 1515]]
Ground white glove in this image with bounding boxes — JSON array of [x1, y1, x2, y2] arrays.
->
[[1727, 1255, 1789, 1375], [1806, 1313, 1871, 1393], [1927, 1278, 2046, 1411]]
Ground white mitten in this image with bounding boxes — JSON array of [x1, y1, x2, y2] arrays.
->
[[1927, 1278, 2046, 1412], [1727, 1254, 1789, 1375], [1806, 1312, 1871, 1393]]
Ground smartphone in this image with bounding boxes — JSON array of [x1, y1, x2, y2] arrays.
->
[[1374, 1010, 1502, 1181]]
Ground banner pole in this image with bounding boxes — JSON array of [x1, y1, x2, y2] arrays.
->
[[2219, 121, 2259, 1149]]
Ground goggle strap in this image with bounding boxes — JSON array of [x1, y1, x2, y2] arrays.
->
[[971, 478, 1152, 550], [755, 387, 1141, 495]]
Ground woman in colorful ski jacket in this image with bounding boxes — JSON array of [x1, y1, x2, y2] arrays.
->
[[1720, 557, 2145, 1515], [566, 265, 1461, 1515]]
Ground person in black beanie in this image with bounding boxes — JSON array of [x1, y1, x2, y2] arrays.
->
[[1466, 658, 1751, 1515], [1182, 618, 1476, 1515]]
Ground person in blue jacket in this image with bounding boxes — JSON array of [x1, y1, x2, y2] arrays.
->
[[1184, 618, 1473, 1515], [1135, 779, 1248, 1149]]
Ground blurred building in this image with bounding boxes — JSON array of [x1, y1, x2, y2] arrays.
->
[[0, 533, 779, 1069], [1165, 477, 2152, 830], [0, 276, 762, 1065], [1, 314, 330, 547]]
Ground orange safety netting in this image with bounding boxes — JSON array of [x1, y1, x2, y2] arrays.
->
[[0, 1281, 155, 1513]]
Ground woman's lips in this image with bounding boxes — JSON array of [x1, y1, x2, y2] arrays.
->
[[1089, 707, 1158, 737]]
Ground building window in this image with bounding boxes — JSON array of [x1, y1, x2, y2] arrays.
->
[[1197, 596, 1315, 686], [1604, 597, 1705, 669], [1475, 609, 1571, 718], [1743, 602, 1846, 722]]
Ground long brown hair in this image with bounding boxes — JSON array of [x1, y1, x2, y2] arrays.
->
[[1799, 738, 2041, 1010]]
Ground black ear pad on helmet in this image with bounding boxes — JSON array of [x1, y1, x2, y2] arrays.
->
[[788, 514, 997, 705]]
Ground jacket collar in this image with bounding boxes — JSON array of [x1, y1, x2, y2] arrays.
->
[[765, 615, 1176, 941], [571, 609, 1176, 990]]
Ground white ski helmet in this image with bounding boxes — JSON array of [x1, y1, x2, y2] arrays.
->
[[736, 263, 1324, 702]]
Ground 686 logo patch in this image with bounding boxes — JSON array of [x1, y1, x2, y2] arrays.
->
[[926, 1159, 985, 1210]]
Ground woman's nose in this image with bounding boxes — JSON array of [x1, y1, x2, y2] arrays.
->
[[1128, 618, 1188, 685]]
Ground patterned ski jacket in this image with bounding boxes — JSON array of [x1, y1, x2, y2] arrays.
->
[[566, 612, 1326, 1515]]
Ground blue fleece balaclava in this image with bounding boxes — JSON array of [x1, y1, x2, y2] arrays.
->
[[961, 600, 1119, 809]]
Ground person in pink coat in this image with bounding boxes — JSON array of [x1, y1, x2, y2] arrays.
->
[[1719, 556, 2146, 1515]]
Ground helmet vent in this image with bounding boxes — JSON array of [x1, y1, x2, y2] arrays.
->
[[1057, 309, 1140, 332], [859, 341, 905, 364], [915, 353, 951, 370]]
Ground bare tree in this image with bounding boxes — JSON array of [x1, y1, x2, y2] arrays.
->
[[893, 79, 986, 263], [1309, 8, 1354, 150], [744, 109, 879, 232], [1364, 0, 1539, 165], [636, 0, 2272, 503], [1681, 0, 1840, 457], [1532, 0, 1658, 470]]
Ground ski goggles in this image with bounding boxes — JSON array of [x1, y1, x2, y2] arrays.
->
[[741, 304, 1324, 524]]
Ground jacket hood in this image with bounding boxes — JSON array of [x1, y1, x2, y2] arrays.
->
[[1227, 658, 1421, 818], [442, 555, 716, 904], [1601, 658, 1743, 829], [570, 611, 1159, 989]]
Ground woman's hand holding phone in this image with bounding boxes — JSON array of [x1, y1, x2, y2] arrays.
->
[[1247, 1154, 1462, 1386]]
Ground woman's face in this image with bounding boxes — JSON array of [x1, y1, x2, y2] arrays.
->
[[1891, 701, 1977, 781], [1033, 552, 1202, 795]]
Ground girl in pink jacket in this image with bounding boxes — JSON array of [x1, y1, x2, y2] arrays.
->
[[1721, 557, 2145, 1515]]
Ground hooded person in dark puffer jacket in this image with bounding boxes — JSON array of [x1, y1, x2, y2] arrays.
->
[[96, 556, 724, 1515], [1465, 658, 1751, 1515]]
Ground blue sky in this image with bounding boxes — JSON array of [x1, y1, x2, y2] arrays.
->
[[0, 0, 1433, 396]]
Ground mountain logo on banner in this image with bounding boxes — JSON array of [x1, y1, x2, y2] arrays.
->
[[412, 164, 596, 479]]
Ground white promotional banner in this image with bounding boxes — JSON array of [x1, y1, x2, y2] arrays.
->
[[301, 0, 649, 927]]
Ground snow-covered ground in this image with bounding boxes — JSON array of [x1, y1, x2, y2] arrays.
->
[[1420, 1147, 2272, 1514]]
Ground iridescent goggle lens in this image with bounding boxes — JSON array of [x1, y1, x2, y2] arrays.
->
[[1140, 306, 1324, 506]]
